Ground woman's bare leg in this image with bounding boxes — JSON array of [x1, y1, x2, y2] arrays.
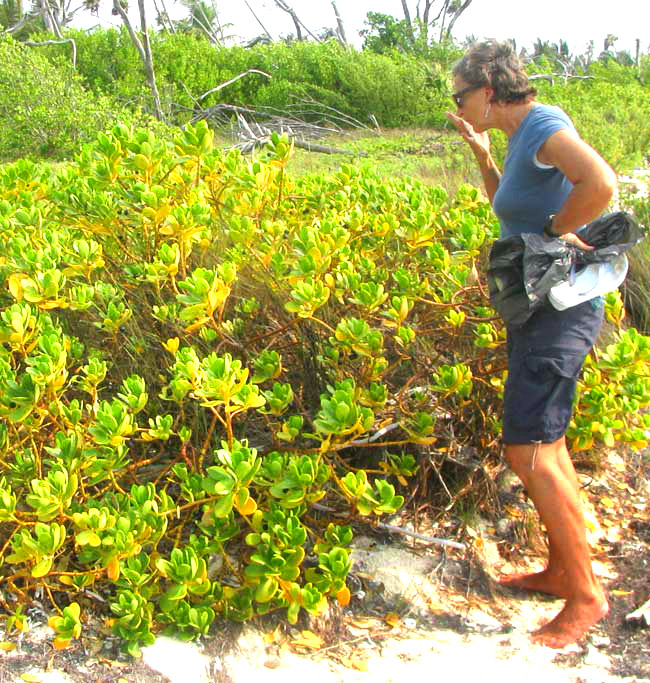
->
[[502, 438, 608, 647], [499, 437, 580, 598]]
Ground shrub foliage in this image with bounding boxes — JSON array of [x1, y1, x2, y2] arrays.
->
[[0, 35, 162, 162], [0, 122, 648, 654]]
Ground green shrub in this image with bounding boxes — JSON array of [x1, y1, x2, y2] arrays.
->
[[0, 122, 647, 654], [0, 35, 113, 160], [35, 30, 449, 128], [0, 35, 167, 161]]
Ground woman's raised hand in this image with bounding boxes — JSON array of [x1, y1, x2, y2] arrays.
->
[[446, 112, 491, 158]]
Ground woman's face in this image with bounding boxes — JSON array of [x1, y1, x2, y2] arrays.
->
[[452, 77, 487, 129]]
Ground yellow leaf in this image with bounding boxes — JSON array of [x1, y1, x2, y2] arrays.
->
[[21, 675, 42, 682], [207, 289, 218, 314], [235, 490, 257, 516], [336, 585, 351, 607], [611, 589, 633, 597], [349, 618, 373, 629], [48, 616, 61, 630], [31, 557, 52, 578], [162, 337, 179, 353], [185, 316, 211, 333], [0, 642, 16, 652], [106, 556, 120, 581], [53, 637, 71, 651], [339, 655, 368, 672], [263, 625, 283, 645], [385, 613, 401, 628], [601, 497, 616, 509], [291, 630, 323, 650], [7, 273, 25, 301]]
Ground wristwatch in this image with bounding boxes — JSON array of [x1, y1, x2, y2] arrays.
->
[[543, 214, 559, 237]]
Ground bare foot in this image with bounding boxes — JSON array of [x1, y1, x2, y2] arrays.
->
[[531, 593, 609, 648], [498, 569, 569, 599]]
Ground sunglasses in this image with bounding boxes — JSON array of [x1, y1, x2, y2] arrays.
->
[[451, 85, 481, 108]]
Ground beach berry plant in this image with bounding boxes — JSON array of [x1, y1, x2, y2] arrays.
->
[[0, 122, 647, 655]]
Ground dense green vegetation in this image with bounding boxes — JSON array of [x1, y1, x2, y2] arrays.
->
[[0, 35, 165, 161], [32, 30, 453, 129], [4, 30, 650, 170], [0, 122, 648, 653]]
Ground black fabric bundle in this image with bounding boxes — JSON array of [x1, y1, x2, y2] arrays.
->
[[487, 212, 645, 327]]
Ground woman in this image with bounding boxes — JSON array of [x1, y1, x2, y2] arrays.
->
[[447, 41, 617, 648]]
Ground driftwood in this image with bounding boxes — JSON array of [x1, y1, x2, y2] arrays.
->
[[626, 598, 650, 626], [311, 503, 466, 551], [377, 523, 466, 551], [191, 98, 374, 155], [292, 140, 357, 155]]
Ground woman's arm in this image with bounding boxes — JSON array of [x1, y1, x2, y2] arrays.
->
[[446, 112, 501, 203], [538, 129, 618, 237]]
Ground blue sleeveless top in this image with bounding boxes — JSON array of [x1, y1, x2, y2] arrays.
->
[[493, 104, 576, 238]]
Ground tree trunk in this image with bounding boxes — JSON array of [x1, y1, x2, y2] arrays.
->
[[41, 0, 64, 38], [272, 0, 302, 40], [400, 0, 415, 45], [444, 0, 473, 40], [420, 0, 433, 46], [271, 0, 322, 43], [331, 1, 347, 45], [137, 0, 164, 120], [112, 0, 165, 121], [437, 0, 450, 42]]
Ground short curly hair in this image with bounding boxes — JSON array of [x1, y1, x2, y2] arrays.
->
[[452, 40, 537, 104]]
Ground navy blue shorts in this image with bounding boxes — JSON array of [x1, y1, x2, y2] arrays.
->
[[502, 298, 604, 444]]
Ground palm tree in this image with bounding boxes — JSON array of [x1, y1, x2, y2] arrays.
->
[[175, 0, 232, 45]]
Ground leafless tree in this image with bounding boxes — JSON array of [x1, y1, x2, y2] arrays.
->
[[271, 0, 322, 42], [331, 1, 347, 46], [112, 0, 164, 121]]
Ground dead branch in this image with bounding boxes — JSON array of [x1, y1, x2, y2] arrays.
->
[[24, 38, 77, 67], [244, 0, 273, 41], [154, 0, 176, 34], [444, 0, 473, 40], [377, 522, 467, 550], [330, 1, 347, 46], [312, 502, 466, 550], [190, 95, 379, 156], [292, 140, 356, 155], [197, 70, 271, 103], [272, 0, 322, 43], [529, 74, 594, 85], [5, 15, 29, 34]]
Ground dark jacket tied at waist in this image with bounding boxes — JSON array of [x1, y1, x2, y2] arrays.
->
[[487, 212, 645, 327]]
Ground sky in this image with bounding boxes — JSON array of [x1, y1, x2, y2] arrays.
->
[[75, 0, 650, 57]]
